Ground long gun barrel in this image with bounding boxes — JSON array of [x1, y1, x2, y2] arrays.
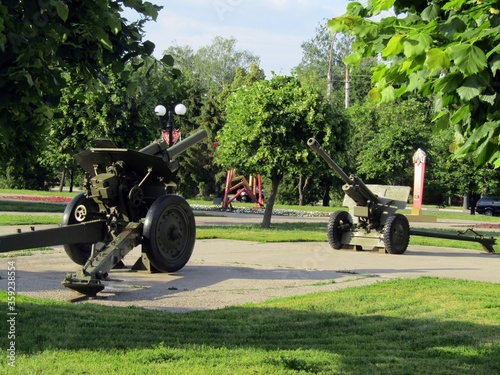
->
[[140, 128, 207, 159], [307, 138, 379, 206], [166, 128, 207, 159], [307, 138, 351, 185]]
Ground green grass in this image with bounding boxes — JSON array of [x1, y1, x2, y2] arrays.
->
[[196, 223, 496, 251], [0, 200, 66, 213], [0, 277, 499, 374], [0, 188, 77, 197], [196, 222, 326, 242], [0, 214, 63, 226]]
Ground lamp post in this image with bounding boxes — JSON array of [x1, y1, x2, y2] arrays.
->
[[154, 104, 186, 147]]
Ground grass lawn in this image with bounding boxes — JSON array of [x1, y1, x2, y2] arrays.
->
[[0, 188, 77, 198], [0, 200, 66, 213], [0, 277, 499, 374]]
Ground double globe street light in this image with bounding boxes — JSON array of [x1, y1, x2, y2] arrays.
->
[[154, 103, 187, 147]]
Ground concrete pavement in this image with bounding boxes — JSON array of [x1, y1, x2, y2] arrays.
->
[[0, 235, 499, 313]]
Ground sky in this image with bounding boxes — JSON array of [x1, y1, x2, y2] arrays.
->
[[134, 0, 356, 78]]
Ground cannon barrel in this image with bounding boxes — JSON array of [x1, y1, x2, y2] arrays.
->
[[307, 138, 351, 185], [140, 128, 207, 158], [307, 138, 379, 206], [166, 128, 207, 159]]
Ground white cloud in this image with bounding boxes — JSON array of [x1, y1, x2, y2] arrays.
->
[[143, 0, 353, 76]]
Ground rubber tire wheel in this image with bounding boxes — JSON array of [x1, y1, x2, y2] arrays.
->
[[383, 214, 410, 254], [62, 193, 100, 265], [142, 195, 196, 273], [327, 210, 352, 250], [484, 209, 493, 216]]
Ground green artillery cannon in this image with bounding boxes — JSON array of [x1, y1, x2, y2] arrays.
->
[[307, 138, 496, 254], [0, 128, 207, 296]]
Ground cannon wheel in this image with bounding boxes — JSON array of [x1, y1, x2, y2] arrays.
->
[[383, 214, 410, 254], [142, 195, 195, 273], [327, 210, 352, 250], [62, 193, 100, 265]]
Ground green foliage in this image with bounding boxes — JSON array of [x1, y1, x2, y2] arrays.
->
[[0, 0, 162, 141], [38, 57, 179, 190], [348, 97, 432, 185], [347, 97, 500, 201], [0, 1, 166, 188], [216, 76, 341, 177], [330, 0, 500, 167], [173, 63, 266, 199], [165, 36, 261, 94], [163, 38, 265, 198], [425, 127, 500, 201], [293, 22, 377, 105]]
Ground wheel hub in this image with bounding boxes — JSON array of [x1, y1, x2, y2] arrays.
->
[[168, 225, 182, 241], [74, 204, 88, 222]]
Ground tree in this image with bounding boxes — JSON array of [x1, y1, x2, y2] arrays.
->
[[330, 0, 500, 166], [41, 57, 179, 190], [215, 76, 346, 228], [161, 38, 264, 198], [425, 127, 477, 205], [165, 36, 261, 94], [0, 0, 168, 188], [294, 21, 377, 105], [348, 97, 433, 186]]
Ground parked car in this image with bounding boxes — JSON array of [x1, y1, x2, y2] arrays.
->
[[475, 197, 500, 216]]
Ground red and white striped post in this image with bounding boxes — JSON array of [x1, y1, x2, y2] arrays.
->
[[412, 148, 427, 215]]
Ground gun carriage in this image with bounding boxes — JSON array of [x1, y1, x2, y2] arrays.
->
[[307, 138, 496, 254], [0, 127, 207, 296]]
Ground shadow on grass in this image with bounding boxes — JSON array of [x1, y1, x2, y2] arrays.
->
[[1, 288, 499, 374]]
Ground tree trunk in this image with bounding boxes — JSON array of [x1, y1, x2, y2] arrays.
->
[[297, 175, 310, 206], [69, 168, 74, 193], [261, 173, 282, 229], [322, 181, 330, 207], [59, 167, 66, 192]]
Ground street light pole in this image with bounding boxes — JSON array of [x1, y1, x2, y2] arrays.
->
[[166, 110, 174, 147]]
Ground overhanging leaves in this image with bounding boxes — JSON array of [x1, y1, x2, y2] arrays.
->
[[425, 48, 450, 71], [404, 34, 433, 58], [331, 0, 500, 166], [448, 43, 488, 76], [456, 75, 486, 101], [383, 34, 405, 57]]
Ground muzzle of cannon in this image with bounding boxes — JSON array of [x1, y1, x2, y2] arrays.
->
[[307, 138, 496, 254], [0, 128, 207, 296]]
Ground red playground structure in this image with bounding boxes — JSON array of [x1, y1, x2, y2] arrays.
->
[[221, 169, 265, 210]]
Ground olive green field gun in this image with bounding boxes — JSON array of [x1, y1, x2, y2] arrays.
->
[[307, 138, 496, 254], [0, 127, 207, 296]]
